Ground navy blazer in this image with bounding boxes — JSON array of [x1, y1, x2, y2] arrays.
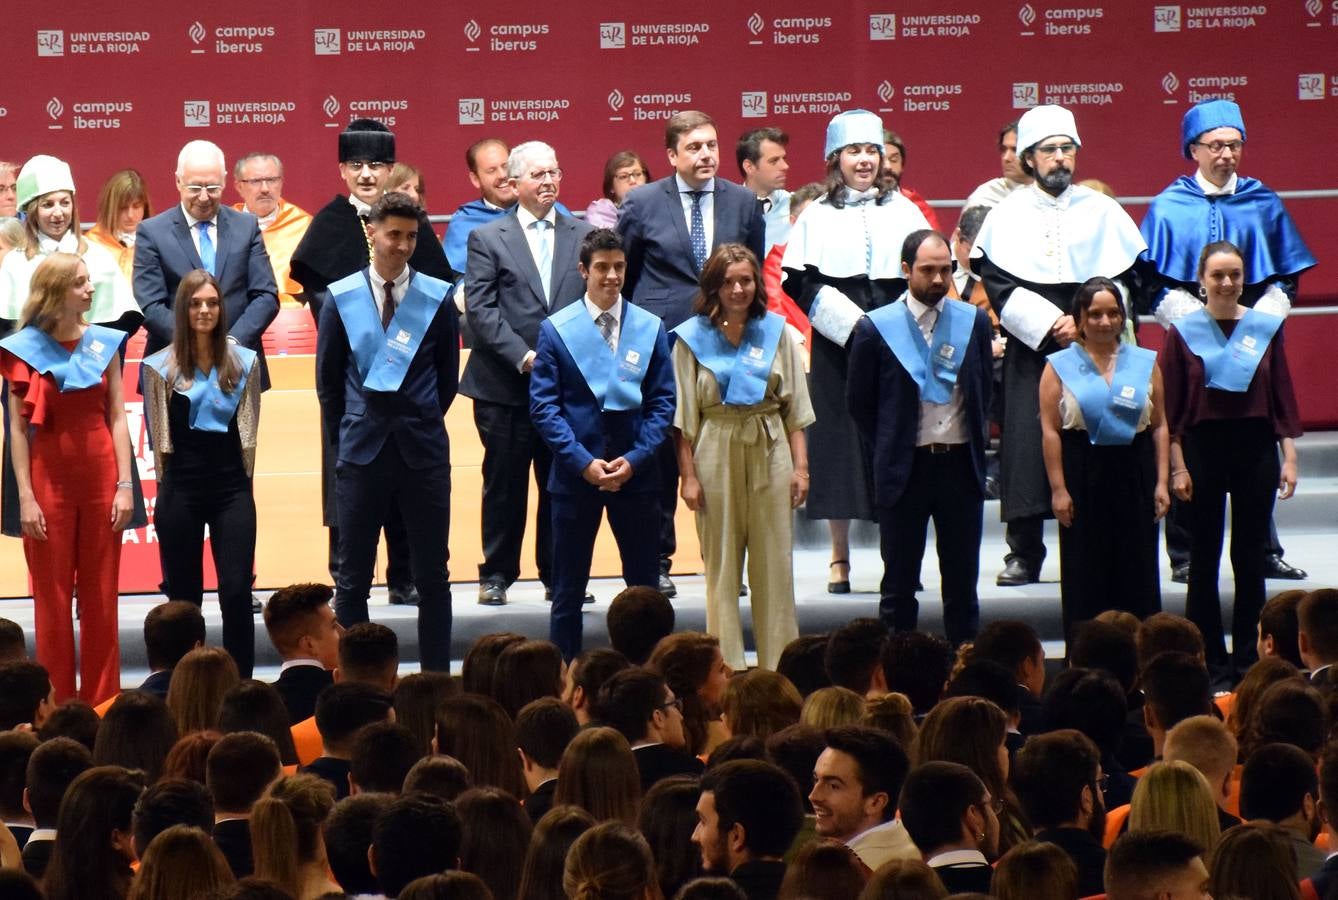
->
[[133, 204, 279, 388], [846, 304, 994, 508], [617, 177, 765, 329], [461, 208, 593, 406], [315, 268, 459, 469], [528, 299, 675, 496]]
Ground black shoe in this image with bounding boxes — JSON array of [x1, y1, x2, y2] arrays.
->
[[658, 572, 677, 598], [251, 594, 263, 614], [740, 585, 748, 597], [827, 559, 851, 594], [544, 588, 595, 605], [388, 585, 420, 606], [996, 559, 1036, 587], [477, 579, 507, 606], [1171, 562, 1190, 584], [1264, 554, 1308, 580], [984, 476, 1001, 501]]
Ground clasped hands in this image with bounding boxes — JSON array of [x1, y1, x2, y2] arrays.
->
[[583, 457, 633, 492]]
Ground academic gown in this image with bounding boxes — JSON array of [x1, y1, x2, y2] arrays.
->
[[233, 200, 314, 306]]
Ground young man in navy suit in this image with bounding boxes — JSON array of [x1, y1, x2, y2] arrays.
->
[[529, 229, 675, 661], [847, 230, 993, 646], [617, 110, 766, 593], [315, 192, 458, 671]]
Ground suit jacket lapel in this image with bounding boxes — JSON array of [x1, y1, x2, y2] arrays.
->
[[171, 207, 205, 271], [499, 217, 547, 307], [550, 215, 581, 308], [213, 209, 231, 283], [663, 179, 694, 270]]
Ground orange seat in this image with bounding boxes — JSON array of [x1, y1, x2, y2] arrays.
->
[[1225, 762, 1243, 819], [93, 693, 119, 717], [291, 715, 322, 765], [1103, 804, 1130, 849], [260, 307, 318, 357], [1214, 692, 1235, 720]]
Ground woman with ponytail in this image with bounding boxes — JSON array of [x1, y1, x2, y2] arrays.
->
[[250, 774, 338, 900]]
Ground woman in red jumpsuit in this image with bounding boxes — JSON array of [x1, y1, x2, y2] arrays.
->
[[0, 252, 133, 702]]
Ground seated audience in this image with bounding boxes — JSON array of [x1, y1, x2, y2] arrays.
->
[[393, 671, 458, 756], [944, 661, 1025, 755], [607, 587, 676, 666], [1207, 823, 1300, 900], [217, 680, 301, 766], [461, 633, 526, 697], [776, 839, 867, 900], [22, 737, 93, 879], [371, 792, 464, 898], [162, 729, 221, 784], [810, 725, 914, 870], [349, 721, 422, 794], [207, 731, 283, 879], [1163, 715, 1241, 830], [859, 694, 919, 751], [596, 667, 704, 792], [800, 687, 865, 731], [0, 661, 54, 731], [94, 691, 179, 783], [493, 639, 564, 721], [1139, 651, 1212, 761], [403, 755, 473, 802], [435, 694, 526, 798], [1226, 657, 1301, 746], [126, 824, 234, 900], [1068, 619, 1151, 773], [776, 635, 832, 699], [695, 759, 803, 900], [706, 736, 767, 768], [1128, 761, 1221, 857], [967, 620, 1046, 734], [130, 777, 214, 857], [898, 761, 998, 893], [291, 622, 399, 765], [516, 697, 579, 823], [640, 776, 703, 900], [856, 859, 946, 900], [1010, 730, 1106, 896], [138, 601, 207, 700], [1136, 614, 1206, 671], [989, 841, 1079, 900], [1041, 667, 1135, 807], [0, 618, 25, 661], [166, 646, 241, 735], [554, 726, 641, 826], [564, 648, 632, 726], [399, 872, 494, 900], [1244, 679, 1327, 760], [0, 732, 38, 846], [563, 821, 661, 900], [676, 878, 750, 900], [1299, 588, 1338, 684], [456, 786, 532, 900], [39, 699, 101, 752], [719, 671, 803, 741], [323, 791, 395, 897], [44, 766, 146, 900], [825, 620, 888, 697], [1308, 743, 1338, 896], [881, 632, 954, 717], [517, 805, 597, 900], [262, 584, 341, 725], [1257, 589, 1307, 669], [1238, 742, 1324, 879], [1103, 830, 1210, 900], [303, 681, 394, 800], [649, 633, 732, 758], [252, 774, 339, 900]]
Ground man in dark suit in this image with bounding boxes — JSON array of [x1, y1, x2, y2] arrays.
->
[[137, 600, 206, 701], [899, 761, 999, 893], [617, 110, 766, 593], [530, 229, 674, 658], [22, 737, 92, 880], [1300, 588, 1338, 684], [847, 229, 993, 646], [315, 192, 458, 671], [300, 683, 394, 802], [133, 139, 279, 389], [463, 141, 594, 607], [599, 668, 703, 793], [262, 583, 341, 724], [695, 760, 804, 900], [1012, 730, 1108, 896], [516, 698, 579, 824], [207, 731, 283, 878]]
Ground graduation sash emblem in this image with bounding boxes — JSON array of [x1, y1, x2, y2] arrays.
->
[[1175, 307, 1282, 393], [0, 323, 121, 392], [868, 296, 976, 404], [672, 312, 785, 407], [550, 300, 659, 411], [1048, 344, 1156, 446], [331, 270, 448, 393], [144, 345, 256, 433]]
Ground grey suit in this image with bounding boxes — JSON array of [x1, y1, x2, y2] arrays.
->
[[462, 208, 593, 587]]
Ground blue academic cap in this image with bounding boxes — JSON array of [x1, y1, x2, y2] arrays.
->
[[1181, 99, 1245, 160], [824, 109, 885, 160]]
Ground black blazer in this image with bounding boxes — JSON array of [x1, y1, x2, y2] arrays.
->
[[1036, 827, 1106, 897], [731, 859, 787, 900], [933, 861, 995, 894], [525, 778, 558, 824], [632, 743, 704, 795], [21, 836, 53, 880], [272, 665, 333, 725], [213, 818, 254, 878], [300, 756, 351, 801], [137, 669, 173, 700], [461, 209, 594, 406], [846, 304, 994, 509]]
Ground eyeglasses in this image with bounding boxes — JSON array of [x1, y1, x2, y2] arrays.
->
[[1193, 140, 1244, 155], [1096, 774, 1110, 794], [659, 697, 684, 714], [344, 161, 389, 173], [184, 184, 224, 196], [614, 171, 647, 183], [237, 177, 282, 187], [980, 796, 1005, 815], [527, 168, 563, 183], [1033, 142, 1078, 158]]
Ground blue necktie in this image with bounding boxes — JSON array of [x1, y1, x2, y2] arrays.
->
[[688, 190, 707, 272], [196, 220, 215, 275], [531, 219, 552, 304]]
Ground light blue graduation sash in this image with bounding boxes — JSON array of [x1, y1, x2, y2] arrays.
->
[[0, 323, 121, 392], [331, 270, 448, 393], [144, 345, 257, 433], [868, 296, 976, 404], [550, 300, 659, 411], [672, 312, 785, 407], [1048, 344, 1156, 446], [1175, 307, 1282, 393]]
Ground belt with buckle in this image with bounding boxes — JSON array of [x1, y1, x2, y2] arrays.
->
[[917, 442, 964, 455]]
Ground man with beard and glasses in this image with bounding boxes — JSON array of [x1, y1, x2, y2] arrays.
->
[[846, 230, 993, 644], [693, 759, 803, 900], [231, 153, 312, 309], [1239, 742, 1325, 880], [969, 104, 1149, 588], [1011, 729, 1108, 896]]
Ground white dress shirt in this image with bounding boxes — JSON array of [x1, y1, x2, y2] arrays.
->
[[584, 294, 622, 349], [906, 293, 968, 445], [367, 265, 411, 321], [348, 194, 372, 217], [181, 203, 217, 257], [516, 204, 558, 285], [675, 174, 715, 251], [1195, 169, 1239, 197]]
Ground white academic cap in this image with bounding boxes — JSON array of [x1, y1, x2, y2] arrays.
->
[[824, 109, 885, 160], [1016, 105, 1081, 154], [16, 155, 75, 210]]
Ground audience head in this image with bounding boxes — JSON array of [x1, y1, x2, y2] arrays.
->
[[990, 841, 1079, 900], [95, 690, 179, 783], [456, 786, 533, 900], [372, 792, 464, 898], [351, 721, 422, 793], [914, 696, 1010, 808], [1227, 656, 1301, 744], [857, 859, 947, 900], [810, 725, 909, 842], [434, 694, 525, 798], [493, 639, 564, 720], [1128, 761, 1221, 856], [674, 878, 747, 900], [45, 765, 146, 900], [1207, 823, 1300, 900], [1240, 742, 1320, 840], [882, 631, 954, 715], [0, 871, 42, 900], [776, 635, 832, 698], [262, 584, 342, 670], [0, 661, 54, 730], [555, 726, 641, 826], [1068, 619, 1140, 696], [25, 735, 92, 827], [1298, 588, 1338, 671], [1104, 830, 1209, 900], [705, 735, 766, 768], [314, 681, 393, 757], [825, 619, 888, 695], [970, 620, 1045, 697], [1258, 590, 1306, 668], [517, 805, 597, 900], [563, 821, 660, 900], [0, 617, 25, 662], [799, 686, 865, 731], [736, 126, 789, 194], [143, 601, 206, 672], [403, 754, 472, 802], [37, 698, 100, 751], [1011, 730, 1103, 837], [207, 730, 282, 815], [204, 876, 296, 900], [461, 632, 526, 697], [695, 760, 802, 874], [386, 161, 424, 206], [251, 775, 337, 897], [719, 670, 802, 741], [859, 693, 919, 750], [466, 138, 515, 208], [600, 150, 651, 206], [639, 776, 703, 899], [1136, 614, 1205, 671], [217, 680, 299, 765], [1163, 715, 1238, 807], [0, 731, 37, 821], [776, 838, 867, 900], [648, 632, 730, 757], [1139, 652, 1211, 741], [1041, 667, 1128, 761], [945, 660, 1022, 723], [1247, 679, 1327, 759], [338, 622, 400, 690], [565, 648, 632, 726], [127, 824, 234, 900], [516, 697, 580, 787], [393, 672, 458, 756], [162, 729, 221, 783], [607, 588, 675, 665], [898, 761, 998, 859], [398, 872, 493, 900], [131, 777, 214, 856], [324, 792, 395, 896], [166, 646, 241, 735], [596, 667, 686, 750], [765, 724, 825, 812]]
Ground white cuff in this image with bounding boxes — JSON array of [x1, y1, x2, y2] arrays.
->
[[518, 350, 536, 373], [1255, 283, 1292, 318], [1153, 288, 1205, 329], [999, 287, 1063, 351], [809, 285, 865, 347]]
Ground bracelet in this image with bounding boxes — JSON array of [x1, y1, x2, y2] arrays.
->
[[794, 472, 810, 480], [115, 481, 133, 489], [1171, 469, 1188, 477]]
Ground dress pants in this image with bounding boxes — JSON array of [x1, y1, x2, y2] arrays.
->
[[334, 437, 453, 671], [549, 488, 659, 661], [1004, 515, 1046, 575], [1165, 498, 1284, 566], [878, 446, 983, 647], [473, 399, 552, 586], [156, 475, 257, 678], [656, 436, 678, 571], [1182, 418, 1279, 675], [327, 506, 413, 590]]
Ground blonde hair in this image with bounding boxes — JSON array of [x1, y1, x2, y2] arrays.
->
[[165, 646, 240, 735], [720, 670, 803, 740], [861, 692, 919, 750], [1164, 715, 1238, 794], [800, 686, 866, 731], [126, 824, 234, 900], [18, 251, 86, 331], [1129, 760, 1222, 855], [990, 841, 1079, 900], [251, 774, 336, 897]]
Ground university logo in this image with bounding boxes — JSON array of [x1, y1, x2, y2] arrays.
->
[[464, 19, 481, 42], [1306, 0, 1323, 16], [741, 91, 768, 118], [314, 28, 341, 54], [188, 21, 206, 44], [599, 22, 625, 48], [608, 89, 625, 112], [1162, 71, 1180, 104], [1298, 73, 1326, 100], [184, 99, 210, 127], [458, 98, 484, 124], [1012, 82, 1039, 109], [869, 14, 896, 40], [323, 95, 340, 119], [1154, 6, 1181, 31], [37, 30, 64, 56], [46, 96, 64, 129], [1018, 4, 1037, 30], [747, 12, 764, 35], [877, 80, 895, 110]]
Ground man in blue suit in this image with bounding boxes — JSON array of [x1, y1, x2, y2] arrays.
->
[[315, 192, 459, 671], [134, 139, 279, 389], [847, 230, 993, 646], [617, 110, 766, 592], [529, 229, 675, 661]]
